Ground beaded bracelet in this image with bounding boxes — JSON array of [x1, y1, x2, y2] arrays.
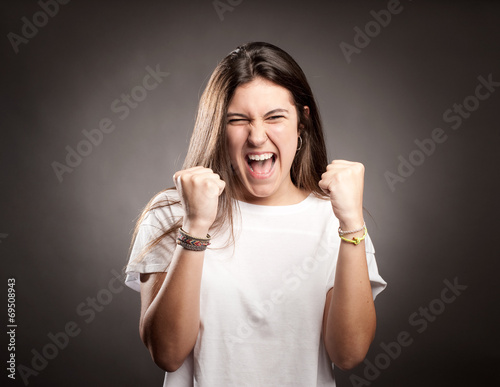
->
[[176, 228, 211, 251], [339, 226, 367, 245], [338, 221, 366, 236]]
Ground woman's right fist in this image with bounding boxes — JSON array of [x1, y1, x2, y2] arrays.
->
[[173, 167, 226, 236]]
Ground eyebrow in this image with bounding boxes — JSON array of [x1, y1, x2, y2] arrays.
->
[[226, 108, 289, 118]]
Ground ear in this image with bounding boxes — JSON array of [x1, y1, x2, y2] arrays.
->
[[298, 106, 310, 135]]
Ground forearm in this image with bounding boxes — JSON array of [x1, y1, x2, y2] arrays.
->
[[324, 223, 376, 370], [141, 239, 205, 371]]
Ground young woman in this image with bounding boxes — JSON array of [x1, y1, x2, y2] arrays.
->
[[125, 42, 386, 386]]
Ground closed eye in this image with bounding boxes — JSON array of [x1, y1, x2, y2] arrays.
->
[[228, 118, 249, 124], [267, 115, 285, 120]]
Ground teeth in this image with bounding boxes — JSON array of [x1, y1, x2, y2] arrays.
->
[[247, 153, 273, 161]]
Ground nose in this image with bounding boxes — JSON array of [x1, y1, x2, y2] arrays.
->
[[247, 121, 267, 147]]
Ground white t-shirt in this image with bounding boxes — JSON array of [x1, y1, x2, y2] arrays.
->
[[125, 190, 386, 387]]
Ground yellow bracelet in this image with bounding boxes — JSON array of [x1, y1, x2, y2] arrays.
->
[[339, 226, 367, 245]]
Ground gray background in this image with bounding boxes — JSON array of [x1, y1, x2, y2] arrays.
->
[[2, 0, 499, 386]]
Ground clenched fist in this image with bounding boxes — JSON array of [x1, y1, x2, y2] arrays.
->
[[173, 167, 226, 236], [318, 160, 365, 229]]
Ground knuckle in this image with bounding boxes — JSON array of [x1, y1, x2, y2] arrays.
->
[[191, 174, 203, 184], [202, 178, 215, 188]]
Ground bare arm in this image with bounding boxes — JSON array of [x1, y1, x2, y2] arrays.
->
[[138, 167, 224, 372], [322, 224, 375, 370], [319, 160, 376, 370], [139, 241, 206, 371]]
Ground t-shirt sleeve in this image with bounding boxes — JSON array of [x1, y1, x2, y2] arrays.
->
[[326, 232, 387, 300], [125, 192, 181, 292], [363, 233, 387, 299]]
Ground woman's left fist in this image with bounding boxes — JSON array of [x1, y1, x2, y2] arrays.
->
[[318, 160, 365, 228]]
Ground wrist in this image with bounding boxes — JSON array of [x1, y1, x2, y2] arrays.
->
[[338, 216, 364, 231], [339, 223, 367, 245], [182, 220, 211, 238], [177, 227, 211, 252]]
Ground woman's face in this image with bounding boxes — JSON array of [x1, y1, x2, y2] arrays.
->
[[226, 77, 305, 205]]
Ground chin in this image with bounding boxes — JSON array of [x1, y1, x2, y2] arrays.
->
[[246, 188, 270, 197], [240, 184, 275, 201], [245, 188, 282, 202]]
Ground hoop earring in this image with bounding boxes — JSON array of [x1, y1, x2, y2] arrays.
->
[[296, 135, 303, 152]]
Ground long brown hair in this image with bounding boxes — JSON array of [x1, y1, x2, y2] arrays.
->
[[129, 42, 329, 264]]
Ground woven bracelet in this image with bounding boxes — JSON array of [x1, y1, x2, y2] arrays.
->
[[177, 228, 211, 251]]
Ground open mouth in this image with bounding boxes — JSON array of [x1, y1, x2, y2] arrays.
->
[[246, 152, 276, 176]]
